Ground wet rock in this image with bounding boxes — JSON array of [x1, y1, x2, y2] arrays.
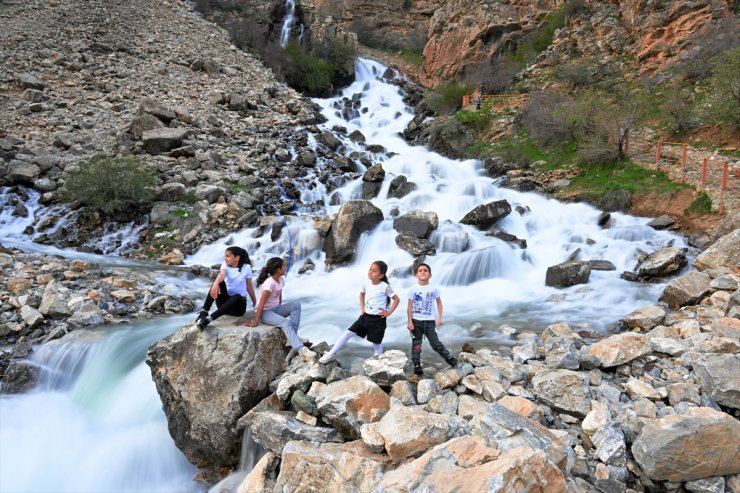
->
[[315, 375, 390, 439], [545, 260, 591, 288], [19, 305, 44, 329], [323, 200, 383, 265], [392, 209, 438, 239], [637, 247, 686, 277], [631, 407, 740, 482], [39, 282, 72, 319], [646, 215, 675, 230], [588, 259, 617, 271], [158, 249, 184, 265], [459, 200, 512, 230], [395, 233, 437, 256], [237, 452, 279, 493], [1, 361, 39, 393], [146, 318, 290, 470], [388, 175, 416, 199]]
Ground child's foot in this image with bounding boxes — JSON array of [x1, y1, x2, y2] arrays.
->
[[303, 341, 314, 349], [197, 316, 211, 331], [413, 364, 423, 376], [298, 346, 317, 362], [195, 310, 208, 322], [319, 353, 336, 364], [445, 357, 458, 368]]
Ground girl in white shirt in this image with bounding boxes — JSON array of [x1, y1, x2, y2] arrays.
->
[[197, 246, 257, 330], [319, 260, 400, 364]]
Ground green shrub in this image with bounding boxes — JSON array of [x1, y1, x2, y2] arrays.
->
[[455, 108, 493, 130], [685, 192, 714, 214], [705, 46, 740, 127], [424, 82, 471, 115], [61, 154, 157, 218]]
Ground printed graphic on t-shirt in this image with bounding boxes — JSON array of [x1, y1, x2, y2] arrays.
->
[[411, 291, 436, 318], [363, 282, 395, 315]]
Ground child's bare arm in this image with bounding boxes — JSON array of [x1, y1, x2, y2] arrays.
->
[[407, 299, 414, 331], [359, 292, 365, 314], [436, 297, 444, 326]]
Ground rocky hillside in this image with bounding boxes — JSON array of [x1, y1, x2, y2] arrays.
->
[[0, 0, 322, 254]]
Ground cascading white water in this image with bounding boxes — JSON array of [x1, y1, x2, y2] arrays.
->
[[279, 0, 296, 48], [0, 317, 203, 493], [188, 58, 688, 363]]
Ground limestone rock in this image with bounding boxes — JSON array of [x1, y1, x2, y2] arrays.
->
[[638, 247, 686, 277], [623, 305, 666, 330], [659, 271, 712, 309], [694, 228, 740, 271], [693, 353, 740, 410], [392, 209, 438, 239], [141, 127, 190, 154], [315, 375, 390, 439], [584, 332, 650, 368], [146, 318, 289, 470], [323, 200, 384, 265], [632, 407, 740, 482], [363, 350, 409, 386], [531, 369, 591, 417], [247, 411, 343, 454]]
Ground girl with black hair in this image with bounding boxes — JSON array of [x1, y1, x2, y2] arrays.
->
[[196, 246, 257, 330], [245, 257, 315, 361], [319, 260, 400, 364]]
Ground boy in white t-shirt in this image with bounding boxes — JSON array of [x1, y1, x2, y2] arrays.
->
[[407, 263, 457, 375]]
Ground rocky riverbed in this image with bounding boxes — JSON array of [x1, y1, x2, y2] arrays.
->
[[145, 226, 740, 492]]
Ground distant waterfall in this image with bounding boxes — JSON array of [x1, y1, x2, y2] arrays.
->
[[280, 0, 296, 47]]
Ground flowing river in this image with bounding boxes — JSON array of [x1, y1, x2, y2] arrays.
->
[[0, 58, 687, 492]]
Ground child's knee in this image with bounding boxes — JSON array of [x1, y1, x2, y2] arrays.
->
[[412, 342, 423, 353]]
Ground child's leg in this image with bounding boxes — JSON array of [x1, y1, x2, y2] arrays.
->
[[425, 323, 452, 360], [326, 329, 356, 358], [373, 343, 383, 356], [410, 320, 424, 367], [211, 295, 246, 319], [262, 309, 303, 350]]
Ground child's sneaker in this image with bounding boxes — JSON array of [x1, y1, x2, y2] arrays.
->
[[197, 316, 211, 331], [319, 353, 336, 364], [445, 357, 458, 368], [413, 364, 423, 376], [195, 310, 208, 322]]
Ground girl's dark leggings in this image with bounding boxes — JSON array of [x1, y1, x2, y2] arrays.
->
[[203, 281, 246, 320]]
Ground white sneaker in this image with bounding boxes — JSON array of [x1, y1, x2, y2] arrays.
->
[[319, 353, 336, 364], [298, 346, 317, 361]]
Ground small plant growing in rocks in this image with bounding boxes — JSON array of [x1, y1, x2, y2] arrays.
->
[[60, 154, 157, 220]]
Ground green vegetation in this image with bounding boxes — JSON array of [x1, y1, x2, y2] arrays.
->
[[282, 42, 335, 96], [570, 161, 686, 195], [424, 82, 471, 115], [685, 192, 714, 214], [455, 108, 494, 130], [61, 154, 156, 219], [705, 47, 740, 128], [169, 208, 191, 218], [398, 48, 425, 67]]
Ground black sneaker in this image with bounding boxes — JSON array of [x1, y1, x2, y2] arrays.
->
[[413, 364, 423, 376], [195, 310, 208, 322], [445, 357, 458, 368], [303, 341, 313, 349], [197, 316, 211, 331]]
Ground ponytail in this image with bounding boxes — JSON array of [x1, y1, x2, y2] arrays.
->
[[225, 246, 251, 272], [256, 257, 283, 287], [373, 260, 389, 285]]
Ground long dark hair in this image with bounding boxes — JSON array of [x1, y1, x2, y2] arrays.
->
[[373, 260, 389, 284], [226, 246, 251, 272], [256, 257, 283, 287]]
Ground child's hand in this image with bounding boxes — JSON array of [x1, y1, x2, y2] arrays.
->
[[407, 321, 414, 331], [209, 284, 220, 299], [437, 317, 444, 326], [379, 308, 389, 318]]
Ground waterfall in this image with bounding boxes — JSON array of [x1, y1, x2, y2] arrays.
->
[[0, 317, 202, 493], [188, 57, 688, 353], [279, 0, 296, 48]]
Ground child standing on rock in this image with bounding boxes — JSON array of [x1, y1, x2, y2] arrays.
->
[[319, 260, 400, 364], [196, 246, 257, 330], [245, 257, 316, 361], [407, 263, 457, 375]]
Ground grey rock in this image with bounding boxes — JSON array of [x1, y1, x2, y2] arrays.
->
[[392, 209, 438, 239], [646, 215, 675, 230], [247, 411, 343, 455], [545, 260, 591, 288], [7, 161, 40, 184], [323, 200, 383, 265], [1, 361, 39, 393], [531, 369, 591, 417], [141, 127, 190, 154], [459, 200, 512, 229], [363, 350, 409, 386], [693, 353, 740, 409], [395, 233, 436, 256]]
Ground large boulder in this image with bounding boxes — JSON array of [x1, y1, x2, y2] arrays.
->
[[395, 233, 437, 256], [141, 127, 190, 154], [146, 317, 289, 470], [659, 271, 711, 309], [583, 332, 650, 368], [272, 441, 390, 492], [531, 369, 591, 417], [545, 260, 591, 288], [459, 200, 512, 230], [694, 228, 740, 271], [392, 210, 438, 239], [323, 200, 384, 265], [637, 247, 686, 277], [370, 402, 470, 462], [7, 161, 40, 184], [246, 411, 344, 455], [632, 407, 740, 482]]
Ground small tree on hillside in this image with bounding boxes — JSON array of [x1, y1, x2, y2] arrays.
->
[[663, 83, 696, 134], [705, 46, 740, 128]]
